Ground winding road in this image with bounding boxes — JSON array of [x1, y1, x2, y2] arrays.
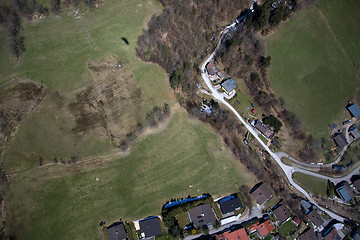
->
[[199, 7, 354, 222]]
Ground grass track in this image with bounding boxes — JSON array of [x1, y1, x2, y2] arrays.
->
[[5, 112, 256, 240], [265, 0, 360, 140], [292, 172, 327, 196]]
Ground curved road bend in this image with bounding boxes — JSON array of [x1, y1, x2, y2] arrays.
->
[[199, 16, 347, 222]]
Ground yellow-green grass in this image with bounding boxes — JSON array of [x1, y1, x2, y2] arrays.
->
[[5, 112, 257, 240], [292, 172, 327, 196], [265, 0, 360, 140], [278, 220, 296, 237]]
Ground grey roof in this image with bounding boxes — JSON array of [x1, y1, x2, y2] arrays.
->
[[307, 210, 324, 227], [299, 228, 318, 240], [219, 197, 243, 214], [336, 182, 354, 203], [300, 200, 312, 212], [353, 179, 360, 191], [217, 72, 226, 79], [333, 133, 348, 148], [107, 222, 128, 240], [139, 217, 162, 238], [273, 204, 291, 223], [188, 204, 216, 228], [220, 78, 237, 94], [350, 128, 360, 139], [206, 62, 218, 75], [250, 183, 273, 205], [347, 104, 360, 118], [255, 121, 272, 138]]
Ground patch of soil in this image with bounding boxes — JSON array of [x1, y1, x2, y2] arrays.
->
[[69, 56, 142, 146]]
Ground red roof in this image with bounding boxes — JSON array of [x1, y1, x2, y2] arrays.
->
[[249, 220, 274, 238], [216, 228, 249, 240], [292, 216, 301, 226], [251, 109, 256, 114]]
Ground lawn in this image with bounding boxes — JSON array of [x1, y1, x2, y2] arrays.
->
[[5, 112, 257, 240], [265, 0, 360, 140], [292, 172, 327, 196], [278, 220, 296, 237]]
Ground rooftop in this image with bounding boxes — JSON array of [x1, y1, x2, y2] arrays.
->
[[220, 78, 237, 94], [350, 128, 360, 139], [273, 204, 291, 223], [249, 220, 274, 238], [250, 183, 273, 205], [336, 182, 354, 203], [188, 204, 216, 229], [107, 222, 128, 240], [307, 210, 324, 227], [333, 133, 348, 148], [216, 228, 249, 240], [255, 121, 272, 138], [206, 62, 218, 75], [139, 216, 162, 238], [353, 178, 360, 191], [323, 227, 341, 240], [218, 195, 243, 214], [299, 228, 318, 240], [347, 103, 360, 118]]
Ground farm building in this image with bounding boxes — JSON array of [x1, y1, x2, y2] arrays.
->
[[333, 133, 348, 148], [347, 103, 360, 118]]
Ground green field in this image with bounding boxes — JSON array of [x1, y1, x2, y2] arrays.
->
[[5, 112, 256, 240], [278, 220, 296, 237], [265, 0, 360, 139], [292, 172, 327, 196], [1, 0, 176, 171]]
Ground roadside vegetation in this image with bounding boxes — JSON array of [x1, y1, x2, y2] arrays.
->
[[292, 172, 327, 196]]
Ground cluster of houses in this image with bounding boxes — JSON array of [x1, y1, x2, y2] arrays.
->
[[104, 181, 357, 240], [331, 102, 360, 151], [206, 62, 237, 98]]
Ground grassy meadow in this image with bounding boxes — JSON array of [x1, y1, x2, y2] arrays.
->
[[1, 0, 176, 171], [292, 172, 327, 196], [265, 0, 360, 140], [5, 112, 256, 240]]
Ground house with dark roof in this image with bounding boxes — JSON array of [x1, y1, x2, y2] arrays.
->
[[254, 120, 273, 139], [139, 216, 162, 238], [350, 128, 360, 140], [107, 222, 128, 240], [218, 194, 243, 215], [323, 227, 341, 240], [216, 227, 249, 240], [352, 178, 360, 192], [250, 183, 273, 205], [188, 204, 216, 229], [220, 78, 237, 97], [273, 204, 291, 223], [347, 103, 360, 118], [336, 182, 354, 203], [333, 133, 348, 148], [299, 228, 318, 240], [248, 220, 274, 239], [307, 210, 324, 229], [217, 72, 226, 81]]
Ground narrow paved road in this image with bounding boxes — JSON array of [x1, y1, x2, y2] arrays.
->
[[199, 11, 348, 222]]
